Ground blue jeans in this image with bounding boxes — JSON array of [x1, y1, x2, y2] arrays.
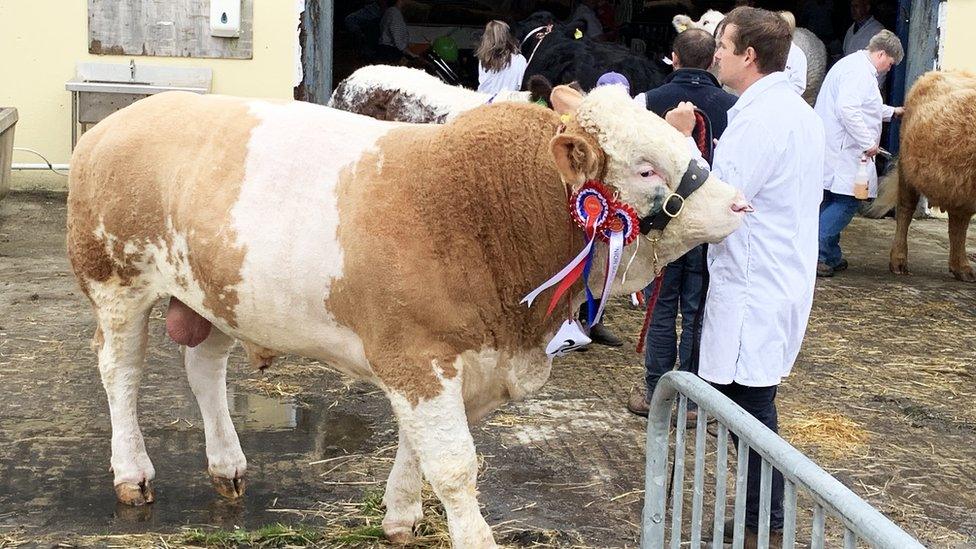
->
[[818, 190, 861, 267], [642, 245, 705, 397]]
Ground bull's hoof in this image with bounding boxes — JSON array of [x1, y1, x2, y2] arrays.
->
[[951, 267, 976, 283], [211, 473, 246, 500], [889, 260, 909, 275], [383, 523, 416, 545], [115, 480, 155, 506]]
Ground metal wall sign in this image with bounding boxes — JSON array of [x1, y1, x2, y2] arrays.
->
[[88, 0, 254, 59]]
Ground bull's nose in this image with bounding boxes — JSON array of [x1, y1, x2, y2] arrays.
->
[[731, 192, 753, 213]]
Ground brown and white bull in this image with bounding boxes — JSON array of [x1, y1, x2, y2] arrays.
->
[[66, 85, 746, 547]]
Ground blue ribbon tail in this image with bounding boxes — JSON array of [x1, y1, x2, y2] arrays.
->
[[583, 242, 596, 326]]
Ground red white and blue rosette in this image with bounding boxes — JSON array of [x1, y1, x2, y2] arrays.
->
[[521, 179, 644, 353], [598, 202, 639, 246]]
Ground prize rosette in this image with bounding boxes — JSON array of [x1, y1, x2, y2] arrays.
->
[[599, 201, 639, 245], [570, 181, 613, 233]]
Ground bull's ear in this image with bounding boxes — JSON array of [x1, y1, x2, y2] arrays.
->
[[550, 133, 599, 188], [550, 85, 583, 116]]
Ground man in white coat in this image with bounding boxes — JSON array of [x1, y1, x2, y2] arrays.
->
[[843, 0, 885, 56], [815, 30, 904, 277], [667, 7, 825, 546]]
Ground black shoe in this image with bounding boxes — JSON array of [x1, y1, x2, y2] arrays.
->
[[832, 258, 849, 272], [588, 322, 623, 347], [816, 262, 834, 277]]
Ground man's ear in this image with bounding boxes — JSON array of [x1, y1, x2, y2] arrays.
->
[[550, 133, 600, 188]]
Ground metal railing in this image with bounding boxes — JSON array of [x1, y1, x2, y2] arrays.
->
[[641, 372, 924, 549]]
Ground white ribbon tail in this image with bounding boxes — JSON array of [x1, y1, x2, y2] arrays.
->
[[593, 230, 624, 324], [521, 234, 596, 307]]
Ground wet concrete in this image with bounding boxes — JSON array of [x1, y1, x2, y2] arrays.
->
[[1, 191, 975, 547]]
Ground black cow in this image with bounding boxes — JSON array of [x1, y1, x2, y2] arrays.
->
[[516, 12, 667, 94]]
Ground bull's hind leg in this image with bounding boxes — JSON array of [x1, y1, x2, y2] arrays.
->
[[890, 173, 921, 275], [947, 209, 976, 282], [387, 360, 496, 548], [89, 287, 157, 505], [381, 429, 424, 543], [184, 328, 247, 498]]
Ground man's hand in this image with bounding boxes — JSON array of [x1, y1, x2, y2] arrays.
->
[[665, 101, 697, 137], [865, 145, 879, 158], [892, 106, 905, 119]]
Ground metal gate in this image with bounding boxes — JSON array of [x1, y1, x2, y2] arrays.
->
[[641, 372, 924, 549]]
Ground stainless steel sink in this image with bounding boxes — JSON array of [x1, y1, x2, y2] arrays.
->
[[65, 61, 213, 149]]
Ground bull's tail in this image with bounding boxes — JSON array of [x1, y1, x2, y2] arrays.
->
[[865, 159, 900, 218]]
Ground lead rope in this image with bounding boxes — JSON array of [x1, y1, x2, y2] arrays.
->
[[635, 272, 665, 355]]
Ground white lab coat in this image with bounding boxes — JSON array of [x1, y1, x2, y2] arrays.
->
[[843, 16, 885, 56], [478, 54, 528, 95], [699, 73, 826, 387], [785, 42, 808, 95], [815, 50, 894, 198]]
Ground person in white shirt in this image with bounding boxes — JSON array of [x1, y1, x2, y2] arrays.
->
[[780, 11, 808, 95], [475, 20, 528, 95], [843, 0, 885, 56], [667, 7, 824, 546], [815, 30, 904, 277]]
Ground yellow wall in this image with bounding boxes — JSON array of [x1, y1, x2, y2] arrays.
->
[[942, 0, 976, 71], [0, 1, 300, 167]]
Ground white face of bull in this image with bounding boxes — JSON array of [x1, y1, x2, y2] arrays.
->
[[550, 85, 745, 272]]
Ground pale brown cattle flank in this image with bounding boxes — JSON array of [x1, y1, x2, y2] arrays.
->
[[327, 103, 605, 404], [67, 92, 257, 327], [874, 70, 976, 281]]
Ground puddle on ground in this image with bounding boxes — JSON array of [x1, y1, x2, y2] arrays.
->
[[0, 391, 374, 538]]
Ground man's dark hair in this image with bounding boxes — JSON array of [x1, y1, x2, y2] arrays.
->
[[718, 7, 791, 74], [672, 28, 716, 70]]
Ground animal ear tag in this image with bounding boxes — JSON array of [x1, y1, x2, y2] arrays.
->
[[574, 28, 583, 39], [545, 319, 591, 357]]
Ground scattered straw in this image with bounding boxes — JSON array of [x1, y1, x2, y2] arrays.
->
[[781, 411, 869, 459]]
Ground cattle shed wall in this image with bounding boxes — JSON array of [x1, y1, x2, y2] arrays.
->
[[0, 0, 302, 183], [941, 0, 976, 72]]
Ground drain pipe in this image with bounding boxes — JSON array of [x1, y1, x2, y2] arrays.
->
[[13, 163, 70, 170], [11, 148, 70, 175]]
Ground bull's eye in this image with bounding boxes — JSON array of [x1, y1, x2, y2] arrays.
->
[[640, 170, 653, 178]]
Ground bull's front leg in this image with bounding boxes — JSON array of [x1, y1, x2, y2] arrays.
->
[[382, 429, 424, 543], [184, 329, 247, 498], [387, 359, 496, 548], [947, 208, 976, 282]]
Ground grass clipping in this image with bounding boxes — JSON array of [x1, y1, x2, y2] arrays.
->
[[781, 410, 869, 459]]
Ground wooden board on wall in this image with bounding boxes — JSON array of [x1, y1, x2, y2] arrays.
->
[[89, 0, 254, 59]]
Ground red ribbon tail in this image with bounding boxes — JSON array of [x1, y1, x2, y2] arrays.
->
[[545, 260, 586, 318]]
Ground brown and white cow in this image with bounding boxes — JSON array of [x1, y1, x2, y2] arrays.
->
[[66, 85, 746, 547], [328, 64, 548, 124]]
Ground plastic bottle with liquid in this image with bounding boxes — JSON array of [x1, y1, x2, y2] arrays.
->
[[853, 155, 869, 200]]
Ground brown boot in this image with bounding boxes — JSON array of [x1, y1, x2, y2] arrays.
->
[[721, 521, 783, 549], [627, 383, 649, 417]]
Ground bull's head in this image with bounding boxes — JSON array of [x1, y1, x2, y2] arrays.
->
[[547, 85, 747, 287]]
